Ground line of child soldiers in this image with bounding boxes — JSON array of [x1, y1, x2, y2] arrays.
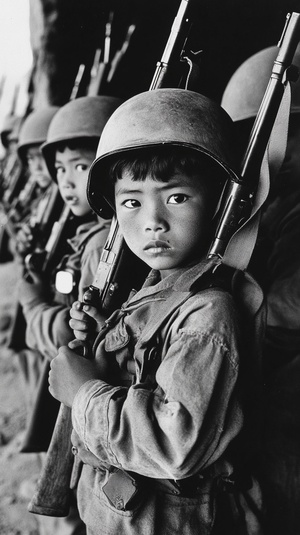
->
[[221, 42, 300, 535], [0, 95, 122, 535], [1, 64, 291, 535], [3, 45, 292, 535], [3, 106, 61, 419], [44, 88, 267, 535]]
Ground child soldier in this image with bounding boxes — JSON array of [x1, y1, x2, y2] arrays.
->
[[14, 106, 60, 258], [6, 107, 60, 411], [18, 95, 123, 361], [18, 95, 122, 535], [49, 89, 264, 535], [222, 44, 300, 535]]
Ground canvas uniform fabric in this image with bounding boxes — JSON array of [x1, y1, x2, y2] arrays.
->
[[70, 258, 265, 535], [20, 219, 110, 360]]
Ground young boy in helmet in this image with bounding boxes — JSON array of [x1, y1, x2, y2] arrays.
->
[[14, 106, 60, 258], [49, 89, 264, 535], [222, 43, 300, 535], [18, 95, 123, 363], [5, 107, 60, 411], [18, 96, 122, 535]]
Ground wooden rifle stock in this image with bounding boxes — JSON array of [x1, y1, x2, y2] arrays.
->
[[28, 404, 74, 517], [28, 0, 193, 517]]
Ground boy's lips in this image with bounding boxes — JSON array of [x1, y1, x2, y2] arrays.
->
[[144, 240, 171, 251], [65, 195, 79, 205]]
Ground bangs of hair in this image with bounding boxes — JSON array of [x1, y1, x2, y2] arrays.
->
[[55, 137, 99, 154], [108, 146, 220, 183]]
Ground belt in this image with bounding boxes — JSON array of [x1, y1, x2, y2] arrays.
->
[[153, 474, 215, 497]]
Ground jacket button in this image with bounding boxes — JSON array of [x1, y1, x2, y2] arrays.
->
[[71, 446, 78, 455]]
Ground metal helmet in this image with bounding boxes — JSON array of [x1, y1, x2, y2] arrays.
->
[[1, 114, 23, 149], [87, 88, 240, 219], [221, 43, 300, 122], [41, 96, 123, 180], [17, 106, 60, 161]]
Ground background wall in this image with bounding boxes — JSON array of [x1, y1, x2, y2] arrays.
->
[[29, 0, 300, 108]]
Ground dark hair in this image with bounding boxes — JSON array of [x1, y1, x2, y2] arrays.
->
[[54, 137, 99, 154], [105, 146, 226, 212]]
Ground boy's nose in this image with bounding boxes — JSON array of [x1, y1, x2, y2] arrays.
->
[[60, 169, 74, 187], [30, 156, 43, 172], [144, 205, 168, 232]]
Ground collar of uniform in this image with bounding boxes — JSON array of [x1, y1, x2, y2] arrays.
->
[[173, 257, 223, 291], [67, 220, 110, 252], [125, 257, 222, 306]]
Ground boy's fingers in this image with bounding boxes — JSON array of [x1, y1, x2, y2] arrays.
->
[[69, 318, 91, 332], [82, 304, 103, 323], [69, 306, 89, 321], [72, 330, 89, 341]]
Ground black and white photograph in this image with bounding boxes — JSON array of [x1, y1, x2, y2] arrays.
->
[[0, 1, 300, 534]]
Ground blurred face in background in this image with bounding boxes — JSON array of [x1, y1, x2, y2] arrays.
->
[[54, 146, 94, 217], [26, 145, 52, 189]]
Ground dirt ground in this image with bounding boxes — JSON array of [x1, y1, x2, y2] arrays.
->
[[0, 260, 41, 535]]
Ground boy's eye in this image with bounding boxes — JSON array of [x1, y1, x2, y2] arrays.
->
[[167, 193, 188, 204], [55, 166, 65, 179], [76, 164, 88, 172], [122, 199, 140, 209]]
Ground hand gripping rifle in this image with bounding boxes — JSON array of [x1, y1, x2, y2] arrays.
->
[[28, 0, 193, 517]]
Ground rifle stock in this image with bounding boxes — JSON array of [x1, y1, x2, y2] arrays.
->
[[28, 404, 74, 516]]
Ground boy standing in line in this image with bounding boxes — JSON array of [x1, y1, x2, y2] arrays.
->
[[49, 89, 264, 535], [19, 96, 122, 361], [18, 95, 122, 535]]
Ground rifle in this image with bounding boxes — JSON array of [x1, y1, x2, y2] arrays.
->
[[208, 11, 300, 261], [87, 11, 114, 96], [17, 205, 86, 452], [1, 178, 39, 248], [106, 23, 136, 85], [1, 151, 25, 205], [28, 0, 194, 517]]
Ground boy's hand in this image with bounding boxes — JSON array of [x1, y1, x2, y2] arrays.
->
[[16, 224, 34, 255], [69, 300, 105, 342], [49, 345, 100, 407]]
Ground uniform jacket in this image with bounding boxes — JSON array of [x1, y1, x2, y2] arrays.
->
[[20, 219, 110, 361], [70, 258, 264, 535]]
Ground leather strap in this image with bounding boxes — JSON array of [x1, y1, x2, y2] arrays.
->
[[223, 82, 291, 270]]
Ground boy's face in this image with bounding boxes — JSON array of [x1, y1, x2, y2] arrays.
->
[[26, 145, 52, 189], [115, 169, 212, 278], [55, 146, 94, 217]]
